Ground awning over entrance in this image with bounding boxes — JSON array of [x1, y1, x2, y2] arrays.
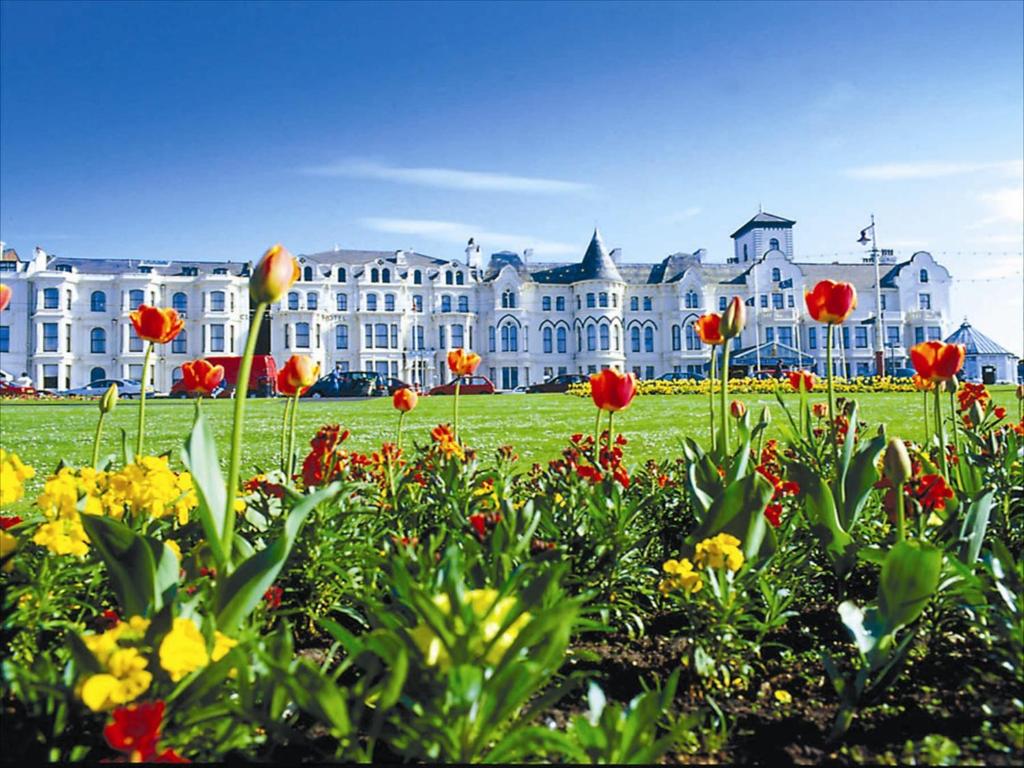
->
[[729, 342, 815, 368]]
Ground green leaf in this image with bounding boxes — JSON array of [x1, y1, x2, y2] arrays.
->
[[80, 515, 165, 616], [792, 464, 856, 578], [685, 472, 774, 563], [181, 414, 228, 569], [957, 489, 994, 565], [214, 483, 338, 633], [841, 434, 886, 530], [878, 540, 943, 632]]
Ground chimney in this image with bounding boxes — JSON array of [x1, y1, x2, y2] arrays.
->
[[692, 248, 706, 263], [609, 247, 622, 265], [523, 248, 534, 263], [394, 249, 407, 266], [465, 237, 482, 269]]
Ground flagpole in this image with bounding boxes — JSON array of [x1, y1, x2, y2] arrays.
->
[[753, 257, 762, 372]]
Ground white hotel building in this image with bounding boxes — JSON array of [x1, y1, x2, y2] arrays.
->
[[0, 213, 957, 392]]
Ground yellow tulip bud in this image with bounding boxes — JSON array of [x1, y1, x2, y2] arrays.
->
[[99, 382, 119, 414]]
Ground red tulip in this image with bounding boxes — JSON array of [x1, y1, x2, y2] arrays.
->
[[910, 341, 966, 383], [693, 313, 724, 345], [0, 283, 11, 312], [804, 280, 857, 324], [787, 370, 815, 392], [277, 355, 319, 396], [393, 387, 418, 412], [180, 359, 225, 396], [590, 369, 637, 413], [730, 400, 747, 419], [447, 348, 481, 376], [129, 305, 184, 344], [250, 244, 299, 304]]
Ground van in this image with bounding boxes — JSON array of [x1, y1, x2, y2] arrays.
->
[[170, 355, 278, 398]]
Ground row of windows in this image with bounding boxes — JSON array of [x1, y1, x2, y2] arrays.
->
[[284, 291, 474, 314], [41, 288, 229, 314], [31, 324, 229, 354], [297, 265, 469, 286]]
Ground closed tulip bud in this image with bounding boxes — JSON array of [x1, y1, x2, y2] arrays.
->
[[883, 438, 912, 485], [730, 400, 747, 419], [941, 376, 959, 394], [250, 244, 300, 304], [1016, 384, 1024, 401], [720, 297, 746, 339], [969, 400, 985, 428], [760, 405, 772, 425], [99, 382, 119, 414]]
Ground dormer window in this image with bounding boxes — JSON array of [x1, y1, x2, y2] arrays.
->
[[381, 268, 391, 284], [445, 271, 454, 286], [769, 238, 780, 251], [213, 267, 228, 275], [771, 267, 781, 282], [139, 266, 152, 274], [413, 269, 422, 285], [181, 266, 198, 276], [919, 269, 929, 283], [303, 266, 314, 282], [455, 272, 465, 286], [501, 289, 517, 309], [337, 268, 347, 282]]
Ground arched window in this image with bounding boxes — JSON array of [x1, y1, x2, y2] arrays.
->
[[370, 268, 379, 283], [599, 324, 610, 351], [919, 269, 929, 283], [210, 290, 226, 311], [172, 292, 187, 314], [441, 295, 452, 313], [91, 291, 107, 312], [686, 325, 699, 350], [90, 327, 106, 354], [90, 366, 106, 383], [306, 292, 318, 310], [685, 290, 698, 309], [543, 326, 553, 353], [644, 326, 655, 352], [128, 289, 145, 310], [366, 293, 378, 311], [630, 296, 639, 311], [287, 292, 299, 310], [384, 293, 395, 311], [445, 271, 454, 285], [303, 266, 314, 282], [769, 238, 780, 251], [586, 325, 597, 351], [457, 296, 469, 312], [557, 326, 567, 353], [631, 326, 641, 353], [413, 269, 422, 285], [336, 293, 348, 311], [294, 322, 310, 348], [671, 324, 681, 351], [455, 272, 465, 285], [337, 268, 347, 282], [381, 268, 391, 283], [171, 367, 183, 384], [172, 329, 187, 354]]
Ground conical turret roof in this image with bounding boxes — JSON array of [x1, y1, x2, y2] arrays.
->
[[578, 228, 623, 282], [945, 321, 1016, 356]]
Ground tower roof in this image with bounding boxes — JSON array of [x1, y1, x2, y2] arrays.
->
[[730, 212, 796, 239], [944, 321, 1016, 357], [578, 228, 624, 282]]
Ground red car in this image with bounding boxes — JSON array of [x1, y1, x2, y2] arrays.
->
[[0, 380, 45, 398], [170, 355, 278, 398], [428, 375, 496, 396]]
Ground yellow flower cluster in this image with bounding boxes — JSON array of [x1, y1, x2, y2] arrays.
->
[[694, 533, 745, 572], [659, 558, 703, 595], [568, 375, 919, 398], [158, 617, 237, 682], [0, 449, 35, 506], [408, 588, 531, 672], [32, 458, 197, 557], [80, 616, 153, 711]]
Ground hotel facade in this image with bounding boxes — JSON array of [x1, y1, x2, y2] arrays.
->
[[0, 212, 957, 391]]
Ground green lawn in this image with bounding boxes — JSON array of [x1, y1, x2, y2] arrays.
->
[[1, 388, 1018, 501]]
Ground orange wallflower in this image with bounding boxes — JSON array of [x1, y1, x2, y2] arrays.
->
[[910, 341, 966, 383], [787, 370, 815, 392], [804, 280, 857, 324], [0, 283, 11, 312], [250, 244, 299, 304], [693, 313, 724, 345], [277, 355, 319, 396], [590, 369, 637, 413], [180, 360, 225, 396], [392, 387, 418, 412], [129, 305, 184, 344], [447, 348, 481, 376]]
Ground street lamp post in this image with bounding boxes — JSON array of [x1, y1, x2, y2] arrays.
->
[[858, 214, 886, 376]]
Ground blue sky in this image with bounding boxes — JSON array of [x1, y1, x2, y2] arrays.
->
[[2, 0, 1022, 353]]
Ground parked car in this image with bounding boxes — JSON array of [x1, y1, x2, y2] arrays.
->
[[305, 370, 389, 398], [658, 372, 706, 383], [169, 355, 278, 398], [525, 373, 588, 393], [384, 377, 416, 395], [0, 379, 44, 398], [428, 375, 496, 396], [888, 367, 916, 379], [63, 378, 149, 398]]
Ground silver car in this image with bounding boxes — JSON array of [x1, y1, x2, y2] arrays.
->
[[61, 378, 150, 398]]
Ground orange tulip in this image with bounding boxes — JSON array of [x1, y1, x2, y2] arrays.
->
[[250, 244, 300, 304], [911, 373, 934, 392], [447, 348, 481, 376], [0, 283, 10, 312], [590, 369, 637, 413], [277, 355, 319, 396], [393, 387, 418, 412], [730, 400, 747, 419], [787, 370, 815, 392], [693, 313, 724, 345], [181, 359, 225, 396], [720, 297, 747, 339], [129, 305, 185, 344], [804, 279, 857, 324], [910, 341, 965, 383]]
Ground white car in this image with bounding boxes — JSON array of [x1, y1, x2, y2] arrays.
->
[[61, 378, 150, 398]]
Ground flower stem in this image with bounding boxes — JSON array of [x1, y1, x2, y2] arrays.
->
[[397, 410, 406, 453], [224, 300, 267, 564], [594, 407, 601, 456], [895, 481, 906, 541], [453, 378, 461, 442], [287, 393, 300, 480], [826, 324, 838, 469], [949, 388, 963, 489], [135, 341, 154, 457], [934, 386, 949, 479], [280, 395, 292, 472], [608, 410, 615, 454], [922, 389, 930, 445], [91, 412, 106, 468], [720, 344, 731, 455], [709, 350, 717, 453]]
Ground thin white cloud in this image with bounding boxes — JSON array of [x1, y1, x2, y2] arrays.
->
[[667, 206, 702, 223], [305, 160, 590, 194], [845, 160, 1023, 180], [360, 217, 580, 257], [977, 187, 1024, 225]]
